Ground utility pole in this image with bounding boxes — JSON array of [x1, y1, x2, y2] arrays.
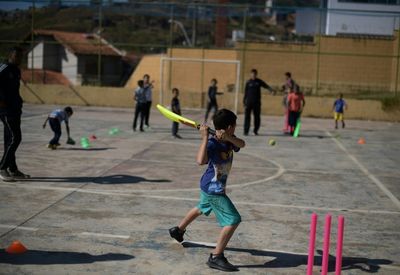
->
[[192, 2, 197, 47]]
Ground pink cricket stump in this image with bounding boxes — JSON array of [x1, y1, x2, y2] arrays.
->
[[283, 108, 289, 132], [307, 213, 318, 275], [335, 216, 345, 275], [321, 214, 332, 275]]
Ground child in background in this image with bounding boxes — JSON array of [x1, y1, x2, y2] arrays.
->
[[169, 109, 245, 272], [133, 80, 147, 132], [204, 78, 223, 122], [43, 106, 73, 149], [143, 74, 154, 129], [287, 85, 305, 135], [282, 72, 295, 133], [171, 88, 182, 139], [333, 93, 348, 129]]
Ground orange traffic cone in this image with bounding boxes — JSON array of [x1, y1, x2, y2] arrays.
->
[[358, 138, 366, 145], [6, 240, 27, 254]]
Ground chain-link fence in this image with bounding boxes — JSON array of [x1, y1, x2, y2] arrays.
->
[[1, 0, 400, 103]]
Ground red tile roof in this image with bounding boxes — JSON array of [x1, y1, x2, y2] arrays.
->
[[22, 69, 71, 86], [33, 29, 122, 56]]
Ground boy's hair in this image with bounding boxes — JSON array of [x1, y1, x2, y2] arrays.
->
[[285, 72, 291, 78], [211, 78, 217, 84], [172, 87, 179, 94], [137, 80, 144, 87], [143, 74, 150, 79], [213, 109, 237, 130], [251, 69, 258, 75], [339, 93, 343, 98], [64, 106, 73, 115]]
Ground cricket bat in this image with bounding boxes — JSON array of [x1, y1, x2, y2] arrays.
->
[[156, 104, 216, 135]]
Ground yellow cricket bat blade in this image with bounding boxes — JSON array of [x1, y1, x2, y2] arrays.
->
[[156, 104, 216, 134], [156, 104, 198, 128]]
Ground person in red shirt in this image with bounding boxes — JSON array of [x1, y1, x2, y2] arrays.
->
[[287, 85, 305, 135]]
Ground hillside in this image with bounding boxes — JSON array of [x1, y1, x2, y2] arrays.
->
[[0, 2, 307, 59]]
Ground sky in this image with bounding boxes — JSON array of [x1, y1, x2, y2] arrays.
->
[[0, 0, 128, 11]]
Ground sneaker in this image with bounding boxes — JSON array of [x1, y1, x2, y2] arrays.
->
[[173, 134, 182, 139], [0, 169, 15, 182], [207, 253, 238, 272], [9, 170, 31, 179], [342, 122, 345, 129], [47, 144, 57, 150], [169, 226, 185, 243]]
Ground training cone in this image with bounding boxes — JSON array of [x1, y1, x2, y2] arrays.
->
[[89, 135, 97, 141], [358, 138, 366, 144], [6, 240, 27, 254]]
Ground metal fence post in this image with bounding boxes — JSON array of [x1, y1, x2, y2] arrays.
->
[[31, 0, 35, 83], [97, 2, 102, 86], [395, 29, 400, 96]]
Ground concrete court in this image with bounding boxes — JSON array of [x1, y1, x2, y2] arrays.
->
[[0, 104, 399, 275]]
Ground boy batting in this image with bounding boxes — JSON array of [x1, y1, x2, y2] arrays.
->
[[169, 109, 245, 272]]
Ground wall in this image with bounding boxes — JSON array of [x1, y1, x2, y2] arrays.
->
[[43, 42, 61, 72], [20, 83, 400, 122], [102, 56, 123, 86], [62, 47, 78, 85], [326, 0, 400, 36], [124, 36, 399, 115], [296, 9, 325, 35], [27, 42, 43, 69]]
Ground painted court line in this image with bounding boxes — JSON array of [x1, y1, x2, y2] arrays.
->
[[326, 131, 400, 210], [1, 183, 399, 215], [183, 240, 309, 255], [0, 224, 38, 231], [80, 232, 130, 239]]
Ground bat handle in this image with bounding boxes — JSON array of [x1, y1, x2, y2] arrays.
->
[[196, 124, 216, 136], [208, 128, 216, 135]]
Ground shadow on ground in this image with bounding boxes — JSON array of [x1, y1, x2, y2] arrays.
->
[[0, 249, 134, 265], [57, 147, 115, 151], [24, 174, 171, 184], [182, 242, 392, 273]]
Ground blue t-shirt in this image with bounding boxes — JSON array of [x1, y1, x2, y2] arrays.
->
[[49, 109, 68, 123], [200, 137, 240, 195], [334, 99, 346, 113], [135, 87, 147, 104]]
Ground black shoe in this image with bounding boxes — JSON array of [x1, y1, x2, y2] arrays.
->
[[342, 123, 345, 129], [173, 134, 182, 139], [9, 169, 30, 179], [169, 226, 185, 243], [207, 253, 239, 272], [253, 131, 258, 136], [0, 169, 15, 182]]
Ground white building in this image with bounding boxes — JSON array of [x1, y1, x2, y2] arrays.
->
[[27, 30, 124, 86], [296, 0, 400, 36]]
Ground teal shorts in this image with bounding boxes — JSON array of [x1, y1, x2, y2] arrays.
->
[[197, 191, 241, 227]]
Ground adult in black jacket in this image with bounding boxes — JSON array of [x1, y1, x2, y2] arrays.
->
[[0, 47, 30, 181], [243, 69, 275, 135]]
